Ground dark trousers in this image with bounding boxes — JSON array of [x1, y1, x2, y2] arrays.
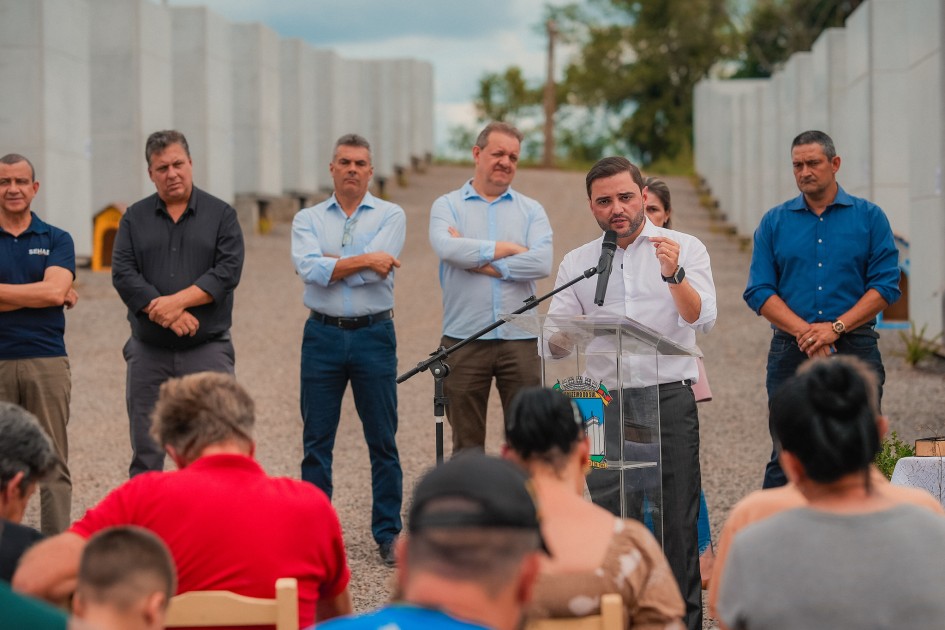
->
[[762, 328, 885, 488], [587, 383, 702, 630], [300, 318, 402, 545], [440, 337, 541, 452], [123, 336, 235, 477]]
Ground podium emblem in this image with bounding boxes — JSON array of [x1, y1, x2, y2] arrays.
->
[[553, 376, 612, 469]]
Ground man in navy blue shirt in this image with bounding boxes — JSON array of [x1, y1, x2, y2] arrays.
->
[[0, 154, 77, 534], [744, 130, 901, 488]]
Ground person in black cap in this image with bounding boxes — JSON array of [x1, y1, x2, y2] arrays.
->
[[314, 452, 547, 630]]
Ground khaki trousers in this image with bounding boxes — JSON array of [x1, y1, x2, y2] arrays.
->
[[0, 357, 72, 534], [440, 337, 540, 452]]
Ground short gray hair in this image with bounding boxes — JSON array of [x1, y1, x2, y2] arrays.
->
[[0, 402, 55, 494], [333, 133, 371, 157]]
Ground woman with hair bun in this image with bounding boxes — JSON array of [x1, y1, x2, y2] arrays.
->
[[502, 387, 685, 629], [717, 356, 945, 629]]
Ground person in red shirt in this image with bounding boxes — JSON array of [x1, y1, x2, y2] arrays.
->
[[14, 372, 352, 628]]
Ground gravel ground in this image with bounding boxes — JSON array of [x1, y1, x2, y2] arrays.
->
[[25, 165, 945, 627]]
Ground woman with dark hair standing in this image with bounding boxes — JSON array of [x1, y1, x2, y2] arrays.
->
[[644, 176, 715, 587], [717, 357, 945, 629], [502, 387, 684, 629]]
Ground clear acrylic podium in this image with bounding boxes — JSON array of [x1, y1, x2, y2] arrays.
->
[[504, 313, 701, 545]]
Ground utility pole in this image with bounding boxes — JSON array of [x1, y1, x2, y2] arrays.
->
[[542, 19, 556, 168]]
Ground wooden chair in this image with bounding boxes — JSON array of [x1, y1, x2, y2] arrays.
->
[[164, 577, 298, 630], [526, 593, 624, 630]]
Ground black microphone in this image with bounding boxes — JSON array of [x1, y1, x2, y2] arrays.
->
[[594, 230, 617, 306]]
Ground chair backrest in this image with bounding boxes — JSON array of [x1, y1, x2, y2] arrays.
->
[[526, 593, 624, 630], [164, 577, 298, 630]]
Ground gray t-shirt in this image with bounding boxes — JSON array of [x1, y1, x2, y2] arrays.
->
[[718, 504, 945, 629]]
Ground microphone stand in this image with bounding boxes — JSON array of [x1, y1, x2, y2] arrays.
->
[[397, 262, 603, 464]]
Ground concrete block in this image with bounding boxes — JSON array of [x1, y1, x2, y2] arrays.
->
[[0, 0, 93, 257], [311, 48, 339, 191], [907, 0, 945, 336], [232, 22, 282, 196], [760, 77, 783, 212], [411, 60, 435, 164], [171, 6, 234, 203], [280, 38, 318, 195], [89, 0, 173, 212]]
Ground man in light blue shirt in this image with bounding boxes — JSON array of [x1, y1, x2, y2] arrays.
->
[[292, 134, 404, 567], [429, 122, 553, 452]]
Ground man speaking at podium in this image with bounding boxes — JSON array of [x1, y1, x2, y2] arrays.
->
[[546, 157, 716, 630]]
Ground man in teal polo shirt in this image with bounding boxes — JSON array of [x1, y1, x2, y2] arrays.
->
[[0, 153, 77, 535]]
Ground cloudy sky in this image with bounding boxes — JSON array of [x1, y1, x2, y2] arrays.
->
[[166, 0, 572, 154]]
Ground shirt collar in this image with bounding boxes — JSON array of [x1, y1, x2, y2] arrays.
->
[[461, 179, 514, 202], [154, 187, 197, 217], [327, 191, 378, 215], [0, 211, 48, 236], [619, 216, 659, 251], [786, 184, 854, 212]]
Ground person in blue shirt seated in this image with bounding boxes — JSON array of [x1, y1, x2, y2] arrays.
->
[[315, 452, 548, 630], [743, 130, 901, 489]]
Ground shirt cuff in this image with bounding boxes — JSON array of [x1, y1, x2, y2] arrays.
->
[[480, 241, 496, 265]]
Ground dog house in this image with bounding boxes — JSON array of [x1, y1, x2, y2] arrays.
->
[[91, 204, 125, 271]]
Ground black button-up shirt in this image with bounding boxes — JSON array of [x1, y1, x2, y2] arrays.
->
[[111, 186, 244, 350]]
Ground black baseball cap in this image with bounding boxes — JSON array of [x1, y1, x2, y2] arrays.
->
[[408, 451, 550, 554]]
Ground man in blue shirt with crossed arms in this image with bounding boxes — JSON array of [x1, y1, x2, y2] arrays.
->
[[292, 134, 404, 567], [429, 122, 553, 453], [744, 130, 901, 488]]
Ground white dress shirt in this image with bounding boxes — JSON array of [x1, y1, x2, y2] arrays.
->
[[546, 218, 717, 387]]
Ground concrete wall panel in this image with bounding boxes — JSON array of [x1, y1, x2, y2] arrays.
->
[[280, 38, 318, 195], [0, 0, 93, 257], [906, 0, 945, 336], [232, 22, 282, 196], [89, 0, 172, 211]]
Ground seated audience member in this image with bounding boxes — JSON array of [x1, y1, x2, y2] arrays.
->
[[717, 357, 945, 629], [318, 452, 547, 630], [0, 401, 56, 582], [502, 387, 685, 629], [73, 526, 176, 630], [14, 372, 352, 628], [1, 580, 70, 629], [707, 356, 945, 619]]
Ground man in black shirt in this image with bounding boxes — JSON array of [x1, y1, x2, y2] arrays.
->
[[112, 130, 244, 476]]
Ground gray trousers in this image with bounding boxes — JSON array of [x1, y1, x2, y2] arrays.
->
[[123, 336, 235, 477]]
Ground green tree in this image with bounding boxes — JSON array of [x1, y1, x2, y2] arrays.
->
[[734, 0, 866, 77], [559, 0, 737, 166], [474, 66, 541, 124]]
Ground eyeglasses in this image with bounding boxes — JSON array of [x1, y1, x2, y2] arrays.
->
[[342, 217, 359, 246]]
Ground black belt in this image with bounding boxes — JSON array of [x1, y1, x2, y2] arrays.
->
[[658, 379, 692, 390], [309, 309, 393, 330]]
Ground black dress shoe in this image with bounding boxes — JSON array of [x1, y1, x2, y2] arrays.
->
[[378, 540, 396, 567]]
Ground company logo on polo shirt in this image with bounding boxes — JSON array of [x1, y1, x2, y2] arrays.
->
[[29, 248, 50, 256]]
